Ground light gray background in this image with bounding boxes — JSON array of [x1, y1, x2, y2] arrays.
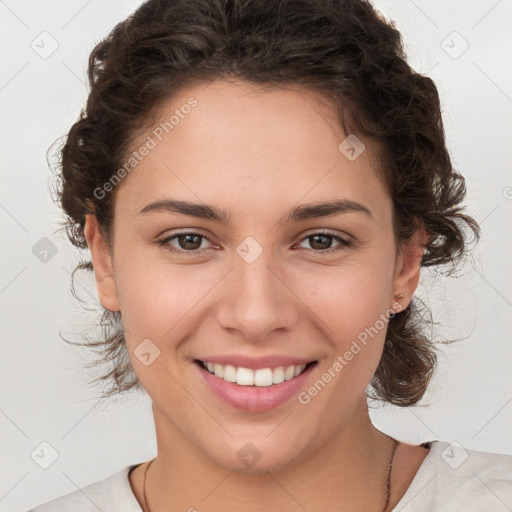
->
[[1, 1, 511, 510]]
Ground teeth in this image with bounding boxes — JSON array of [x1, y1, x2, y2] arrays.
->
[[294, 365, 305, 377], [213, 363, 224, 378], [202, 361, 310, 386], [272, 366, 285, 384], [254, 368, 273, 387], [236, 367, 254, 386], [284, 365, 295, 381], [223, 364, 237, 383]]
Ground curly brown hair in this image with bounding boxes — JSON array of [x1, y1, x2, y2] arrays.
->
[[50, 0, 480, 406]]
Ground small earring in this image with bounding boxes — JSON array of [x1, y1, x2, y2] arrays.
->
[[394, 293, 405, 299]]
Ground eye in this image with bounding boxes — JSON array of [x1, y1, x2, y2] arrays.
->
[[156, 230, 352, 256], [157, 231, 216, 255], [296, 231, 352, 254]]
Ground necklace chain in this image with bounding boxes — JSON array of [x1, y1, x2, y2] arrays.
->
[[142, 456, 153, 512], [142, 439, 398, 512], [382, 438, 398, 512]]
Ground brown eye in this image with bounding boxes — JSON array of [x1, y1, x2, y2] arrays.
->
[[157, 231, 215, 254], [309, 234, 334, 250], [297, 231, 352, 253], [176, 233, 203, 250]]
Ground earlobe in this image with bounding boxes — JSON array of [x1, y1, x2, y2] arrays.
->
[[391, 227, 429, 311], [83, 214, 120, 312]]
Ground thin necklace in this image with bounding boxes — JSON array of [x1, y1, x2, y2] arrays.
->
[[141, 439, 399, 512], [142, 457, 154, 512], [382, 438, 399, 512]]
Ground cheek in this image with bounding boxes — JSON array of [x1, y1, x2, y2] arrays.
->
[[303, 257, 395, 346], [116, 269, 185, 337], [113, 247, 222, 352], [293, 260, 395, 421], [112, 260, 205, 394]]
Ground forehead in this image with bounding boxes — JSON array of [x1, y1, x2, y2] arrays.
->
[[115, 79, 390, 224]]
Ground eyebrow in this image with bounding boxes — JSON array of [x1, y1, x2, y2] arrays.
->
[[138, 198, 372, 223]]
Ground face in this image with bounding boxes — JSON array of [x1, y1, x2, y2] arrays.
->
[[85, 79, 424, 473]]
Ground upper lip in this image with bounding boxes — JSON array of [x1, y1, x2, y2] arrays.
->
[[196, 354, 316, 370]]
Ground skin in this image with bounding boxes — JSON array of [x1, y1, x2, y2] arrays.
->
[[84, 79, 430, 511]]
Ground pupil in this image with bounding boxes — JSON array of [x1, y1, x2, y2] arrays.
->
[[180, 234, 201, 250], [311, 234, 331, 250]]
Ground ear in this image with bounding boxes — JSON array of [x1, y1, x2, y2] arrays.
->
[[391, 227, 429, 311], [83, 214, 120, 312]]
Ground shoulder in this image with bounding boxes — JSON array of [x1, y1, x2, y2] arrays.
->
[[393, 440, 512, 512], [28, 465, 142, 512]]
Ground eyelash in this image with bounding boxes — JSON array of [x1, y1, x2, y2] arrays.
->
[[156, 230, 352, 256]]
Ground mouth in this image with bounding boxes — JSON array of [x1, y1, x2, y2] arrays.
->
[[194, 358, 318, 412], [195, 359, 317, 387]]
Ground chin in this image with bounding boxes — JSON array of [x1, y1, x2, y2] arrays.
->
[[213, 449, 298, 475], [201, 434, 312, 475]]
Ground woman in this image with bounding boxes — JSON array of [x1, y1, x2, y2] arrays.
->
[[31, 0, 511, 510]]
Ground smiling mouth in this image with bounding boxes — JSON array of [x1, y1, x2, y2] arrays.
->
[[195, 359, 317, 387]]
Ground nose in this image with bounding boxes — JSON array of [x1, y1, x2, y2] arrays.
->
[[215, 246, 300, 343]]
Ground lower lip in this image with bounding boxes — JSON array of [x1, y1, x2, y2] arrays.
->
[[195, 362, 316, 413]]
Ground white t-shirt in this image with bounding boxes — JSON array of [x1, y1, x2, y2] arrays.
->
[[29, 440, 512, 511]]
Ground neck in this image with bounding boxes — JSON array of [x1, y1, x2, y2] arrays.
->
[[142, 398, 396, 512]]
